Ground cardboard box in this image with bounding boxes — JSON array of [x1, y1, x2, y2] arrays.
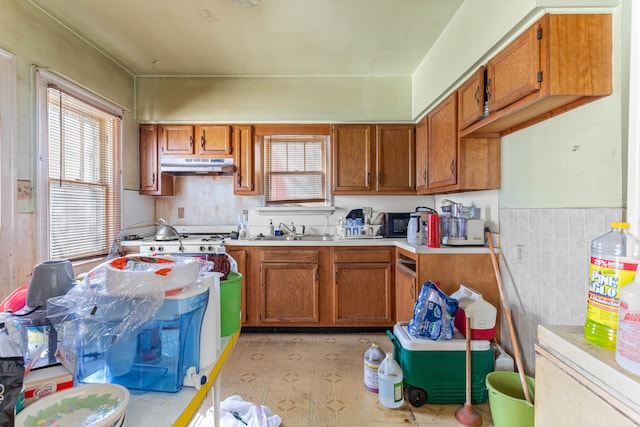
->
[[23, 365, 74, 407]]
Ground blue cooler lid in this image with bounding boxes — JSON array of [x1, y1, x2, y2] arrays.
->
[[393, 323, 490, 351]]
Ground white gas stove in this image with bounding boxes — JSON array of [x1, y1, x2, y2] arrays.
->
[[136, 225, 237, 255]]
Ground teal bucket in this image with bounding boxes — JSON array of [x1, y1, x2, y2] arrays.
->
[[486, 371, 535, 427]]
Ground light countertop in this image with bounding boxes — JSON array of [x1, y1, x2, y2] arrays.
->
[[536, 325, 640, 415]]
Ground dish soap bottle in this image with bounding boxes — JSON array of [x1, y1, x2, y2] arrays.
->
[[268, 219, 274, 236], [585, 222, 640, 350]]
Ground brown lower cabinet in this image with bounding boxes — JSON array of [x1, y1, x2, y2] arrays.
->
[[239, 245, 499, 329]]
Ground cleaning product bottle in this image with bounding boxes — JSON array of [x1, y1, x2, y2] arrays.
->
[[378, 352, 404, 408], [268, 219, 274, 236], [364, 343, 385, 392], [585, 222, 640, 350], [615, 277, 640, 374]]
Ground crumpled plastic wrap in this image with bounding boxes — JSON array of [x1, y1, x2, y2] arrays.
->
[[46, 255, 199, 356], [408, 281, 458, 340]]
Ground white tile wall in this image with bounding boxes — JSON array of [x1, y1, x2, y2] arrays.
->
[[498, 207, 624, 374]]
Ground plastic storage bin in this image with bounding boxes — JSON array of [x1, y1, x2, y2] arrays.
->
[[75, 284, 209, 393], [387, 323, 494, 406]]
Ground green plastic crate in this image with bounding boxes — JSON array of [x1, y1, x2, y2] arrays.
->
[[387, 323, 494, 406]]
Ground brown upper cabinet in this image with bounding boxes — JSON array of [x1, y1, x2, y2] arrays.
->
[[415, 116, 428, 193], [139, 124, 174, 196], [427, 92, 458, 191], [463, 13, 612, 136], [458, 66, 486, 130], [233, 125, 259, 195], [159, 124, 232, 157], [332, 124, 415, 195], [421, 92, 500, 194]]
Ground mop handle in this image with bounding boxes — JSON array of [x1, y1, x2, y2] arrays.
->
[[486, 230, 533, 404]]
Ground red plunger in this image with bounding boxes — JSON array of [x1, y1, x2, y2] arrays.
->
[[455, 315, 482, 426]]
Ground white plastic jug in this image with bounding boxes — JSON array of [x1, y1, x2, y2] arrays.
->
[[364, 343, 385, 392], [378, 352, 404, 408]]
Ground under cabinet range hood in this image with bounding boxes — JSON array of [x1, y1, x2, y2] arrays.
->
[[160, 157, 235, 175]]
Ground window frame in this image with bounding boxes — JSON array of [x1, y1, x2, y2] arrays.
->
[[35, 69, 123, 262], [263, 134, 331, 206]]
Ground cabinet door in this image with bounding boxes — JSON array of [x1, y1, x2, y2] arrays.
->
[[333, 262, 393, 325], [427, 92, 458, 189], [415, 117, 428, 193], [139, 125, 173, 196], [376, 125, 415, 193], [395, 264, 417, 323], [458, 66, 486, 129], [487, 23, 541, 112], [332, 125, 374, 193], [233, 125, 258, 195], [226, 248, 247, 324], [260, 263, 319, 323], [196, 125, 232, 156], [140, 125, 159, 194], [159, 124, 195, 155]]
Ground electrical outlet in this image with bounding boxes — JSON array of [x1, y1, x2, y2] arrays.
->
[[517, 244, 525, 262], [17, 180, 32, 200], [178, 207, 185, 219]]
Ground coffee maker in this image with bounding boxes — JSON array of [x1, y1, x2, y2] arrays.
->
[[440, 202, 485, 246]]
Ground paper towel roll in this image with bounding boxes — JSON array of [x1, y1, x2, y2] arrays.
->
[[199, 272, 222, 370]]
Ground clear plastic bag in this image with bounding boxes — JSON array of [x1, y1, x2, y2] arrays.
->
[[217, 395, 282, 427], [408, 281, 458, 340], [46, 258, 169, 356]]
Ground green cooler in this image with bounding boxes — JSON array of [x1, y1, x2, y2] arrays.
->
[[387, 322, 494, 407]]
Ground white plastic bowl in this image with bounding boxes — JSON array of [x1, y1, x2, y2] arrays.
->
[[15, 383, 130, 427]]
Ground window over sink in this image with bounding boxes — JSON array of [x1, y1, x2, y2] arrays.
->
[[263, 134, 330, 206]]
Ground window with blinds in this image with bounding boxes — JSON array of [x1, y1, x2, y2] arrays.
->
[[263, 135, 329, 205], [47, 86, 122, 260]]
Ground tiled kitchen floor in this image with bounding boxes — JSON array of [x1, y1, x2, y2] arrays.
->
[[218, 332, 494, 426]]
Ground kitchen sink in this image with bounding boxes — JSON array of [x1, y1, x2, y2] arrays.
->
[[250, 233, 333, 241]]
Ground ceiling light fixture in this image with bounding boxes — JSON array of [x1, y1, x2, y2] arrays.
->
[[232, 0, 261, 7]]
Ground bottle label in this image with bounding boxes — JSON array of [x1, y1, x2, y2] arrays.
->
[[393, 381, 403, 402], [587, 257, 638, 329], [617, 300, 640, 365]]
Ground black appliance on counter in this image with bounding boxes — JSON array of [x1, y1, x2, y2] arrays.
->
[[375, 212, 412, 238]]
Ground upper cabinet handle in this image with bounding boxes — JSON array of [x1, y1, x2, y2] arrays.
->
[[474, 85, 480, 105], [201, 135, 205, 149]]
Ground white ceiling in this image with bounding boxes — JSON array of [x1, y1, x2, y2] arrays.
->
[[28, 0, 464, 77]]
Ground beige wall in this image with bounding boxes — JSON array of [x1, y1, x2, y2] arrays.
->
[[0, 0, 136, 295], [135, 75, 412, 123]]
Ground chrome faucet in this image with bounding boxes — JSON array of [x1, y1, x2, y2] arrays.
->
[[279, 222, 296, 235]]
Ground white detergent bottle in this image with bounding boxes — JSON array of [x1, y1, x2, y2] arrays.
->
[[616, 278, 640, 375], [378, 352, 404, 408]]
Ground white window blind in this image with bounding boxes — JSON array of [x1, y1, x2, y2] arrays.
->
[[47, 86, 122, 260], [264, 135, 328, 205]]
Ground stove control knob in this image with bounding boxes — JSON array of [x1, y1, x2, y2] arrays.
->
[[148, 246, 156, 252], [207, 246, 215, 252], [157, 246, 164, 252], [200, 245, 207, 252]]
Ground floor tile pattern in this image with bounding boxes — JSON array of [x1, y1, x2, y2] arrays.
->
[[218, 332, 494, 426]]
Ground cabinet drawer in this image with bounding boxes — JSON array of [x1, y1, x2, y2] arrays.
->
[[333, 248, 393, 263], [260, 249, 319, 263]]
